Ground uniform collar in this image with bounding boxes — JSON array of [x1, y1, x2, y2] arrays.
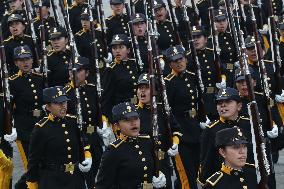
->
[[48, 113, 64, 122], [119, 133, 138, 142], [219, 116, 240, 124], [17, 70, 23, 77], [114, 58, 121, 64], [137, 101, 151, 109], [221, 163, 242, 175], [248, 59, 255, 65], [171, 69, 178, 76], [83, 28, 90, 33], [70, 80, 88, 88]]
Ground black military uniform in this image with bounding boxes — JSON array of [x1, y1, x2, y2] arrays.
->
[[263, 0, 283, 17], [68, 0, 88, 34], [105, 0, 130, 46], [4, 14, 38, 75], [136, 73, 182, 189], [95, 102, 156, 189], [214, 9, 238, 87], [133, 0, 152, 18], [64, 57, 103, 188], [47, 27, 71, 87], [164, 45, 202, 189], [203, 127, 258, 189], [101, 34, 140, 122], [26, 86, 90, 189], [198, 88, 255, 186]]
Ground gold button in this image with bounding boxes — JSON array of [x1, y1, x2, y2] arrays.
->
[[139, 151, 142, 155], [132, 76, 136, 79], [135, 145, 139, 148], [33, 90, 37, 93], [144, 174, 147, 177], [208, 71, 211, 74], [62, 124, 66, 127], [29, 79, 32, 82], [187, 84, 190, 87], [34, 96, 38, 99], [31, 84, 34, 87], [127, 66, 130, 69], [35, 103, 38, 106], [185, 78, 188, 81], [88, 111, 91, 114], [89, 118, 92, 121], [66, 139, 70, 142], [208, 78, 211, 81], [65, 131, 68, 134], [67, 147, 71, 150], [85, 98, 88, 101], [144, 166, 147, 170], [240, 178, 244, 182], [87, 104, 90, 108], [68, 155, 71, 158], [129, 71, 132, 74], [63, 56, 66, 59], [142, 158, 145, 161], [82, 92, 86, 95]]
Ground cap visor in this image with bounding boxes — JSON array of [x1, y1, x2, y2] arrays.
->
[[235, 76, 245, 82], [123, 112, 139, 119], [215, 16, 227, 22], [170, 54, 184, 62], [110, 41, 127, 46], [50, 34, 63, 40], [227, 140, 248, 146], [14, 54, 32, 59], [53, 95, 70, 103]]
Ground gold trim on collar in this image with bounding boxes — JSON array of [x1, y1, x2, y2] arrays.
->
[[137, 101, 144, 108], [221, 163, 233, 175], [48, 113, 55, 122]]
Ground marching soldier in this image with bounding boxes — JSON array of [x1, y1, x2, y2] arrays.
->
[[164, 45, 204, 189], [9, 45, 44, 189], [105, 0, 130, 46], [198, 87, 255, 186], [133, 0, 152, 18], [69, 0, 88, 34], [95, 102, 167, 188], [26, 86, 92, 189], [4, 14, 38, 75], [203, 127, 258, 189], [136, 73, 182, 189], [101, 34, 140, 122], [47, 26, 71, 87], [64, 56, 104, 188]]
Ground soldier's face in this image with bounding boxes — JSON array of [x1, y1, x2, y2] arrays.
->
[[117, 116, 140, 137], [193, 35, 207, 50], [133, 22, 147, 37], [69, 69, 89, 87], [235, 79, 256, 97], [245, 47, 259, 62], [170, 57, 187, 73], [50, 37, 68, 52], [215, 19, 228, 33], [9, 0, 23, 11], [219, 144, 247, 170], [9, 21, 25, 36], [137, 84, 150, 105], [15, 58, 33, 73], [81, 20, 90, 30], [154, 7, 167, 22], [111, 45, 130, 61], [35, 6, 49, 18], [216, 100, 242, 120], [111, 4, 124, 15], [46, 101, 68, 118]]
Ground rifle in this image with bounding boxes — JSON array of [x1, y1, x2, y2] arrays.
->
[[208, 0, 222, 83], [96, 0, 109, 56], [125, 2, 144, 72], [129, 0, 135, 15], [38, 0, 49, 87], [190, 0, 200, 26], [50, 0, 59, 26]]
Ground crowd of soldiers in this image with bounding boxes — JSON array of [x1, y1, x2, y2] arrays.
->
[[0, 0, 284, 188]]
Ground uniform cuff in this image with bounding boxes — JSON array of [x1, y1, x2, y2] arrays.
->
[[26, 182, 38, 189]]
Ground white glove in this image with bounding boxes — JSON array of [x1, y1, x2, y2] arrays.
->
[[103, 52, 113, 64], [97, 121, 114, 146], [267, 125, 279, 139], [200, 116, 211, 129], [216, 81, 226, 89], [234, 61, 240, 68], [260, 24, 269, 34], [160, 58, 165, 71], [4, 128, 17, 143], [152, 172, 166, 188], [167, 144, 178, 156], [78, 158, 92, 173], [275, 90, 284, 103]]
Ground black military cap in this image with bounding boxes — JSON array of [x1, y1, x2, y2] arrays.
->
[[34, 0, 50, 7], [43, 86, 70, 103], [153, 0, 166, 10], [215, 127, 248, 147], [13, 45, 32, 60], [216, 87, 241, 102], [234, 67, 256, 82], [74, 56, 90, 70], [137, 73, 149, 86], [8, 14, 25, 25], [244, 35, 256, 48], [49, 27, 67, 40], [131, 13, 146, 24], [80, 8, 97, 20], [166, 45, 185, 62], [110, 34, 130, 46], [110, 0, 124, 5], [214, 9, 227, 22], [112, 102, 139, 122], [192, 25, 206, 36]]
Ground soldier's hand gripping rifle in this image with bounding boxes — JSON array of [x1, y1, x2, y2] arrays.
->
[[208, 0, 222, 83]]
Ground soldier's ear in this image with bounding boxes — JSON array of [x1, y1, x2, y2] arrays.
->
[[237, 102, 242, 111], [218, 148, 226, 158]]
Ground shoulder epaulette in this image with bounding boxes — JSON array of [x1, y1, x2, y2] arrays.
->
[[133, 0, 139, 4], [245, 163, 255, 168], [206, 171, 223, 186], [106, 15, 113, 20], [75, 30, 85, 36], [186, 50, 191, 56], [87, 83, 96, 87], [164, 73, 175, 81], [24, 34, 31, 38], [47, 50, 55, 56], [109, 62, 116, 69], [35, 117, 49, 128], [138, 134, 151, 139], [240, 116, 250, 121], [4, 36, 13, 42], [206, 47, 214, 51], [186, 70, 196, 75], [254, 91, 263, 96], [66, 114, 77, 119], [110, 138, 124, 148], [32, 71, 43, 77], [264, 59, 273, 63], [64, 83, 73, 93], [207, 120, 220, 128], [197, 0, 205, 4], [9, 74, 20, 81]]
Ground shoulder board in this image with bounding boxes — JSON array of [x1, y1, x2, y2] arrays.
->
[[164, 73, 175, 81], [109, 62, 116, 69], [254, 91, 263, 96], [197, 0, 206, 4], [206, 171, 223, 186], [47, 50, 55, 56], [245, 163, 255, 168], [186, 50, 191, 56], [110, 138, 124, 148], [64, 83, 73, 93], [206, 47, 214, 51], [34, 17, 40, 21], [35, 117, 49, 128], [75, 30, 85, 36], [133, 0, 139, 4], [87, 83, 96, 87], [240, 116, 250, 121], [186, 70, 196, 75], [264, 60, 273, 63], [138, 134, 150, 139], [4, 36, 13, 42], [66, 114, 77, 119], [9, 74, 20, 81], [207, 120, 220, 128], [24, 34, 31, 38], [106, 15, 113, 20], [32, 71, 43, 76]]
